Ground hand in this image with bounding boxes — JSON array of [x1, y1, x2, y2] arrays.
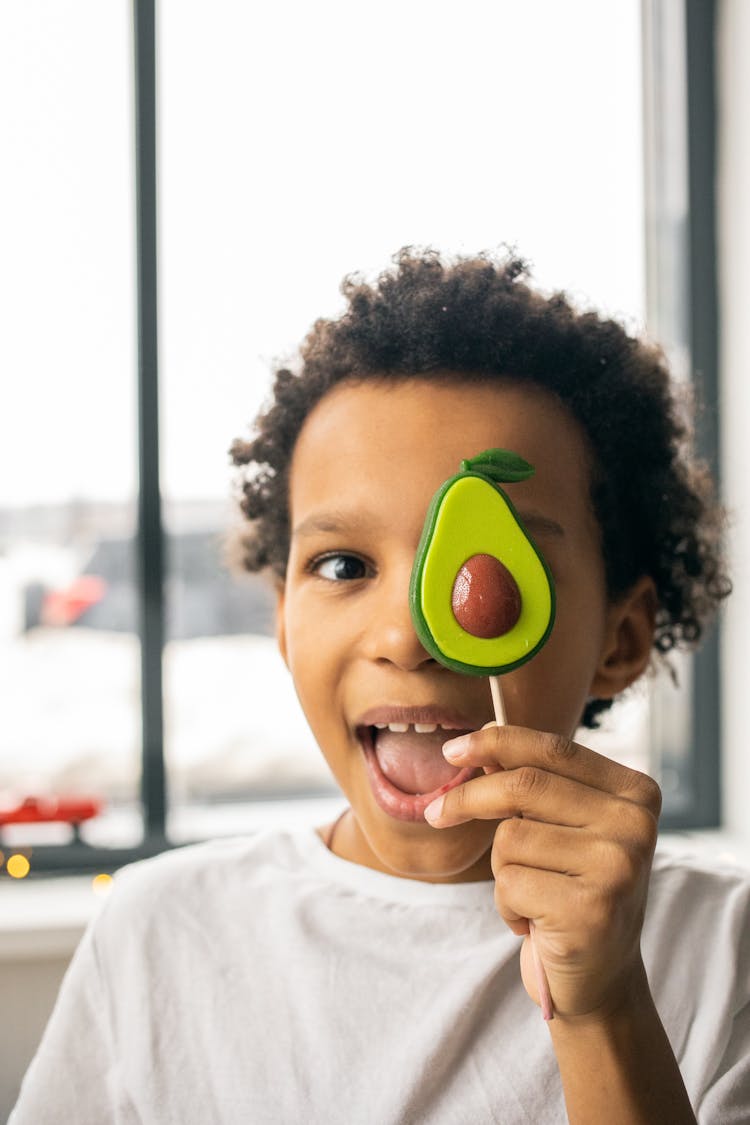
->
[[424, 724, 662, 1022]]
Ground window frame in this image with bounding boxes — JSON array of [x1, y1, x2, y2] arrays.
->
[[642, 0, 721, 830]]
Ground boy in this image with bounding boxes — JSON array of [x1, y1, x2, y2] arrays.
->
[[12, 249, 748, 1123]]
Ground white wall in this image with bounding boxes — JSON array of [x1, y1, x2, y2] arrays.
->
[[0, 879, 96, 1120], [718, 0, 750, 848], [1, 955, 71, 1119]]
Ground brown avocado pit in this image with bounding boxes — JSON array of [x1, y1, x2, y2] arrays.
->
[[451, 553, 522, 639]]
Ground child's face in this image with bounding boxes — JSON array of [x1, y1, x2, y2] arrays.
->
[[277, 378, 623, 882]]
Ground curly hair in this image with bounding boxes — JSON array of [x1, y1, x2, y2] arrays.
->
[[229, 247, 731, 727]]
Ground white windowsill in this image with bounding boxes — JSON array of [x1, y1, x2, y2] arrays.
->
[[1, 828, 748, 963], [0, 875, 105, 960], [0, 794, 349, 961]]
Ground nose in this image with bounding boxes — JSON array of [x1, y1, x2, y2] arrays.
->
[[365, 565, 436, 672]]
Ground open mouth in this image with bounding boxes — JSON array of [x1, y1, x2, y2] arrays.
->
[[356, 721, 480, 823]]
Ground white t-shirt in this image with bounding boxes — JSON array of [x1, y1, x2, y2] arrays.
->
[[10, 828, 750, 1124]]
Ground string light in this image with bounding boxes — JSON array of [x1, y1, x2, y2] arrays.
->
[[7, 853, 31, 879], [92, 873, 114, 897]]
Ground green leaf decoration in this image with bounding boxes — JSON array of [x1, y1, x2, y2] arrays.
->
[[459, 448, 535, 483]]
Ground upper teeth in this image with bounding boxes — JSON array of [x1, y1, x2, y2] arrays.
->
[[374, 722, 443, 734]]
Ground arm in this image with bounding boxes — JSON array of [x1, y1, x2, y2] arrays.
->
[[549, 961, 695, 1123], [425, 723, 697, 1124]]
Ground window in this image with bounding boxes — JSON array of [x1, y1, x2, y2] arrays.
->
[[641, 0, 720, 827], [0, 2, 143, 864], [0, 0, 719, 876]]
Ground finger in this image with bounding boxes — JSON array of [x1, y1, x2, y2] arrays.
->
[[425, 769, 660, 860], [491, 863, 570, 933], [490, 817, 654, 907], [425, 764, 623, 829], [479, 721, 503, 775], [491, 865, 608, 962], [491, 816, 588, 878], [443, 724, 662, 815]]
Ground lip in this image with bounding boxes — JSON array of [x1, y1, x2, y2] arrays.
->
[[356, 725, 480, 823]]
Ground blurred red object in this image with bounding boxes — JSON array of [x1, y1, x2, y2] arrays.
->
[[0, 795, 103, 826], [41, 574, 108, 627]]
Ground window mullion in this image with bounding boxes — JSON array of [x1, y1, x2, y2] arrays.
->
[[133, 0, 167, 842], [684, 0, 721, 828]]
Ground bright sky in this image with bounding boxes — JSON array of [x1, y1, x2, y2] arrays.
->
[[0, 0, 644, 508]]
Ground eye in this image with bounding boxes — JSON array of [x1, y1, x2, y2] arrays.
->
[[312, 553, 371, 582]]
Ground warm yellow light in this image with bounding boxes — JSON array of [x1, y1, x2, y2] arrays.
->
[[7, 854, 31, 879], [91, 872, 114, 897]]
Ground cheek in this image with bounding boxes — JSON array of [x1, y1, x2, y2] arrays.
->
[[504, 602, 607, 735], [282, 588, 347, 685], [283, 615, 314, 678]]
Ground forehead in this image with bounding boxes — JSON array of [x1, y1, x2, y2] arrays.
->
[[289, 378, 594, 525]]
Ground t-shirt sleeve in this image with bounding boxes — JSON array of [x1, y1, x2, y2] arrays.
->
[[9, 919, 133, 1125], [697, 995, 750, 1124], [642, 853, 750, 1123], [696, 870, 750, 1123]]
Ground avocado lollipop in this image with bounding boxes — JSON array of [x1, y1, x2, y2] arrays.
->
[[410, 447, 556, 1019], [409, 448, 556, 677]]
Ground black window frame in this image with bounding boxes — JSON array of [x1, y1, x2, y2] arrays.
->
[[17, 0, 721, 875], [642, 0, 721, 830]]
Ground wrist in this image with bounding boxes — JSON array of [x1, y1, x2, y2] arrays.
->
[[549, 957, 653, 1039], [548, 959, 697, 1125]]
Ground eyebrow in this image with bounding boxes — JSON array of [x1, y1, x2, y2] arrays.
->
[[516, 511, 566, 539], [291, 511, 370, 539]]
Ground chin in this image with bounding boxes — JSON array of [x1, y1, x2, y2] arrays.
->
[[372, 821, 494, 883]]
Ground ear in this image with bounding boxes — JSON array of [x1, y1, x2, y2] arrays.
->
[[590, 576, 657, 699], [274, 578, 288, 668]]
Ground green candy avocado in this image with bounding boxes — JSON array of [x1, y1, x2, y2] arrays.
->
[[409, 449, 556, 676]]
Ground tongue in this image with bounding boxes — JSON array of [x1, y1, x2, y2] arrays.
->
[[374, 728, 464, 795]]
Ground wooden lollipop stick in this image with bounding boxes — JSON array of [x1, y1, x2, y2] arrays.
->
[[489, 674, 507, 725], [528, 920, 554, 1022], [489, 675, 554, 1021]]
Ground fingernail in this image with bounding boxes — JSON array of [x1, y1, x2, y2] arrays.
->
[[442, 734, 471, 761], [423, 795, 445, 824]]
